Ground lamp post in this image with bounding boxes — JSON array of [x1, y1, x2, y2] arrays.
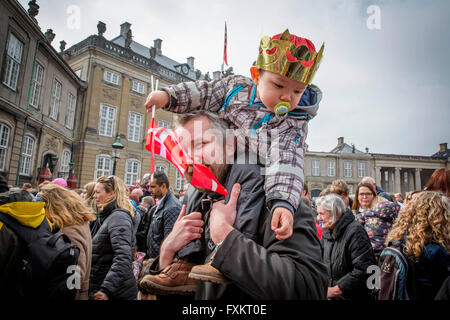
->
[[111, 134, 124, 176]]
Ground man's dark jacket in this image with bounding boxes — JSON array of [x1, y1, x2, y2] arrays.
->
[[150, 156, 329, 299], [89, 202, 137, 300], [146, 191, 181, 259], [321, 209, 376, 300]]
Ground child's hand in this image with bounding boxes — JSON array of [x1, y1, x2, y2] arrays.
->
[[271, 207, 294, 240], [144, 90, 170, 113]]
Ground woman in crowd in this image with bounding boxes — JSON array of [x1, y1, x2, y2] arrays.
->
[[40, 183, 96, 300], [351, 182, 378, 214], [317, 193, 376, 300], [89, 175, 138, 300], [385, 191, 449, 300], [355, 201, 401, 262], [425, 168, 450, 197]]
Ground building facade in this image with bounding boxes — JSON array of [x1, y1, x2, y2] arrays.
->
[[63, 21, 204, 191], [0, 0, 85, 187], [304, 137, 449, 198]]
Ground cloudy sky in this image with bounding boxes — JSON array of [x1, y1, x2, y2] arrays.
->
[[18, 0, 450, 156]]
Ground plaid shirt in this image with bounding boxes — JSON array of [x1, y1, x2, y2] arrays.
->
[[162, 75, 321, 211]]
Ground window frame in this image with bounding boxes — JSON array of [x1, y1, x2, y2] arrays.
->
[[327, 160, 335, 177], [124, 159, 141, 186], [104, 70, 120, 85], [30, 62, 44, 108], [344, 161, 352, 178], [49, 79, 62, 120], [65, 93, 76, 129], [19, 135, 35, 176], [94, 155, 112, 180], [131, 80, 146, 95], [2, 32, 23, 91], [312, 160, 320, 177], [0, 123, 11, 171], [128, 111, 143, 143], [358, 162, 366, 178]]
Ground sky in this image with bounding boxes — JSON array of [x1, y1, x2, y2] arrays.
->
[[18, 0, 450, 156]]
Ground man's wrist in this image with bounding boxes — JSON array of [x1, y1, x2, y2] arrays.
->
[[213, 223, 233, 245]]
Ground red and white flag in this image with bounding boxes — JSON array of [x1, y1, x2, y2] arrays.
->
[[145, 124, 228, 197], [223, 22, 228, 66]]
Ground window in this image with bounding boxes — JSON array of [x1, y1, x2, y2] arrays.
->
[[95, 155, 112, 179], [327, 161, 335, 177], [60, 150, 71, 179], [312, 160, 320, 176], [344, 161, 352, 178], [99, 104, 116, 137], [104, 70, 120, 85], [358, 162, 366, 178], [131, 80, 146, 94], [0, 123, 11, 171], [125, 159, 141, 186], [156, 165, 168, 175], [157, 119, 170, 129], [176, 171, 185, 190], [128, 112, 142, 143], [50, 80, 62, 120], [19, 136, 34, 176], [3, 33, 23, 90], [65, 93, 76, 129], [30, 63, 44, 108]]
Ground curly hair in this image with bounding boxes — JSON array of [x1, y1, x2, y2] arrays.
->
[[385, 191, 450, 258], [40, 183, 96, 230]]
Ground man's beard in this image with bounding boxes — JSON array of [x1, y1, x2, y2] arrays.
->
[[184, 163, 231, 196]]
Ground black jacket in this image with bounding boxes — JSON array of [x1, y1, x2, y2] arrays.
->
[[89, 202, 137, 300], [321, 209, 376, 300], [146, 191, 181, 258], [151, 159, 329, 300]]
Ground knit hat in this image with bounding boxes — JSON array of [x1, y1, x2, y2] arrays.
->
[[52, 178, 67, 188]]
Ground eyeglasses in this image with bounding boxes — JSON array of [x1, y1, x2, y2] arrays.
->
[[359, 193, 373, 198], [107, 175, 115, 189]]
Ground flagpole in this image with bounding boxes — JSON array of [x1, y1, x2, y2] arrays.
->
[[149, 76, 159, 180]]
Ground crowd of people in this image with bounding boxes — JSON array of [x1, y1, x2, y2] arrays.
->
[[0, 28, 448, 301]]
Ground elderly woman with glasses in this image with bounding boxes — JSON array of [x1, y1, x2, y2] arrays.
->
[[89, 175, 138, 300], [317, 193, 376, 300]]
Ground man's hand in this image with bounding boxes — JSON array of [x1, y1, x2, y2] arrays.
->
[[210, 183, 241, 244], [144, 90, 170, 113], [159, 205, 204, 269], [271, 207, 294, 240], [326, 285, 343, 299], [93, 291, 109, 300]]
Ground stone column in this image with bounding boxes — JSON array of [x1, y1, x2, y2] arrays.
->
[[394, 167, 401, 194], [375, 166, 382, 187], [415, 168, 422, 190]]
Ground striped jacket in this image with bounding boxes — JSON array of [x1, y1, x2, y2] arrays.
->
[[162, 74, 322, 212]]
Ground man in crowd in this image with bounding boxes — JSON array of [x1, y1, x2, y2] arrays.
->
[[135, 196, 154, 253], [139, 110, 328, 299], [145, 171, 181, 259], [361, 176, 393, 202]]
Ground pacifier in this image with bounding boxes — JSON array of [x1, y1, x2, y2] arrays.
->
[[274, 102, 291, 116]]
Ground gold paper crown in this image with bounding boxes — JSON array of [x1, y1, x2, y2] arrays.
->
[[255, 29, 324, 84]]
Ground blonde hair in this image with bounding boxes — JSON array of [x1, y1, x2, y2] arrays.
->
[[385, 191, 450, 258], [40, 183, 96, 230], [96, 175, 135, 217]]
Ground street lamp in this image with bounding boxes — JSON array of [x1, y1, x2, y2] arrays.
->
[[111, 134, 124, 176]]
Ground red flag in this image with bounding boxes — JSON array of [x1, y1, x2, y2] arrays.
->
[[145, 124, 228, 197], [224, 22, 228, 66]]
